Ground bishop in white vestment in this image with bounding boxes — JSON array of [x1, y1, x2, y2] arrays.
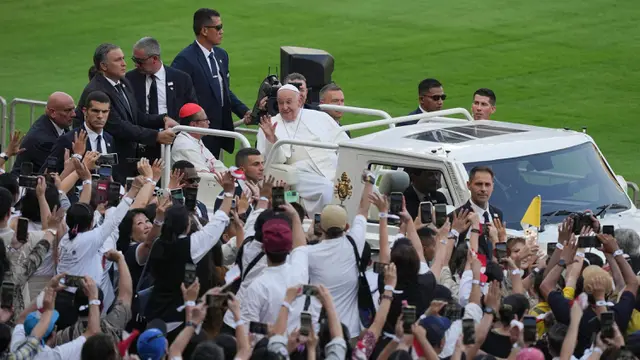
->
[[257, 85, 349, 214]]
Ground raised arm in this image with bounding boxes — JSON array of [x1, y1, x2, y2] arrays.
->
[[370, 193, 390, 264]]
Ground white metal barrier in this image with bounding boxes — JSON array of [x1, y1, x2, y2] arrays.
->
[[162, 125, 252, 188], [263, 139, 339, 170], [7, 98, 47, 168], [340, 107, 473, 133], [318, 104, 394, 126]]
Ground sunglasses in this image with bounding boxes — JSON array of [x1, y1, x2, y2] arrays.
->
[[425, 94, 447, 101], [185, 177, 201, 185], [205, 24, 223, 31], [131, 56, 153, 65]]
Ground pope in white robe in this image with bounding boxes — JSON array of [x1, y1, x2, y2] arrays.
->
[[171, 103, 227, 173], [257, 84, 349, 214]]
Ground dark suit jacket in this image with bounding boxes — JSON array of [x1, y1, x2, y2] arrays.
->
[[74, 73, 165, 177], [403, 185, 448, 220], [172, 41, 249, 156], [43, 124, 115, 175], [125, 65, 198, 161], [397, 107, 422, 126], [125, 65, 198, 121], [11, 114, 65, 175], [452, 200, 504, 261]]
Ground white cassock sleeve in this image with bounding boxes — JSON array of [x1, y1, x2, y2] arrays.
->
[[172, 135, 226, 173], [322, 113, 350, 143]]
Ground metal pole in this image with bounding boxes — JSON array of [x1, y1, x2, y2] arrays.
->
[[340, 107, 473, 132], [318, 104, 394, 126]]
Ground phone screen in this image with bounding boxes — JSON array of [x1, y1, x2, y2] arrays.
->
[[207, 294, 230, 308], [21, 162, 33, 176], [601, 311, 614, 338], [107, 182, 121, 207], [17, 218, 29, 244], [523, 316, 537, 343], [272, 187, 285, 210], [125, 177, 134, 191], [299, 312, 312, 336], [97, 153, 119, 166], [495, 242, 507, 260], [603, 225, 615, 236], [435, 204, 447, 228], [98, 166, 112, 179], [313, 214, 322, 235], [420, 202, 433, 223], [546, 242, 557, 255], [1, 282, 14, 309], [373, 262, 387, 274], [302, 285, 318, 297], [93, 180, 109, 207], [462, 318, 475, 345], [45, 157, 58, 173], [171, 188, 185, 205], [249, 321, 269, 335], [577, 236, 600, 248], [184, 187, 198, 211], [285, 190, 299, 203], [389, 192, 403, 215], [184, 263, 197, 286], [402, 305, 416, 332], [63, 275, 84, 288]]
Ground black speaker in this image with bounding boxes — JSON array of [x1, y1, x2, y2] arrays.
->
[[280, 46, 334, 104]]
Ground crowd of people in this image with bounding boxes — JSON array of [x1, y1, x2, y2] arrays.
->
[[1, 5, 639, 360]]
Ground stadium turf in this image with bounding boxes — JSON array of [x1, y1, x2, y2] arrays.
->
[[1, 0, 639, 184]]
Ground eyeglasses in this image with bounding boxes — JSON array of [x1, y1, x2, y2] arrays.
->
[[185, 177, 201, 185], [131, 56, 154, 65], [205, 24, 223, 31], [425, 94, 447, 101]]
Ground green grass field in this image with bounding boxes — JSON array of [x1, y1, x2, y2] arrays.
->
[[1, 0, 639, 180]]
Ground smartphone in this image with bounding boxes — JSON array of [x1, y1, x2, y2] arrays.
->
[[249, 321, 269, 335], [601, 311, 614, 339], [272, 186, 285, 210], [92, 180, 109, 208], [299, 311, 312, 336], [389, 192, 403, 215], [45, 157, 58, 174], [444, 303, 463, 321], [577, 235, 600, 248], [546, 242, 557, 255], [17, 217, 29, 244], [495, 242, 508, 261], [96, 153, 119, 166], [18, 175, 38, 189], [313, 213, 322, 236], [184, 187, 198, 211], [125, 177, 134, 191], [1, 282, 15, 309], [462, 318, 475, 345], [184, 263, 197, 286], [435, 204, 447, 228], [420, 202, 433, 224], [285, 190, 299, 204], [98, 165, 112, 179], [171, 188, 185, 205], [603, 225, 615, 236], [91, 174, 100, 181], [231, 199, 237, 209], [523, 315, 537, 343], [402, 305, 416, 332], [373, 262, 387, 274], [21, 162, 33, 176], [107, 182, 121, 207], [302, 285, 318, 297], [206, 293, 231, 308], [62, 275, 84, 288]]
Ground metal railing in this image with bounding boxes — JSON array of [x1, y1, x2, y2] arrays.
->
[[318, 104, 394, 125], [263, 139, 339, 170], [162, 125, 252, 188], [6, 98, 47, 168], [340, 107, 473, 133]]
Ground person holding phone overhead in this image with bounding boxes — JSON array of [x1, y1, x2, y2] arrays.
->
[[451, 166, 504, 260]]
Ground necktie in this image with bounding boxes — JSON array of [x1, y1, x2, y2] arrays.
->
[[115, 83, 132, 114], [483, 211, 490, 224], [207, 52, 224, 106], [482, 211, 492, 260], [148, 75, 159, 115], [96, 134, 103, 154]]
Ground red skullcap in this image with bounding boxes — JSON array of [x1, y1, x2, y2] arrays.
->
[[179, 103, 203, 119]]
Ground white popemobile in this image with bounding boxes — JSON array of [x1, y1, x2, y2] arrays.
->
[[162, 106, 640, 254]]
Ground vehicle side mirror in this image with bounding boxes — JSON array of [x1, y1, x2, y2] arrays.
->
[[616, 175, 628, 192]]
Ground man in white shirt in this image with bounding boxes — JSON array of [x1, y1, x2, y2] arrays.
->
[[241, 205, 317, 334], [257, 85, 349, 215], [172, 103, 227, 173], [307, 204, 368, 339]]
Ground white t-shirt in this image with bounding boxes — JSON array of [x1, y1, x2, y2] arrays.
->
[[11, 324, 86, 360], [307, 214, 367, 337]]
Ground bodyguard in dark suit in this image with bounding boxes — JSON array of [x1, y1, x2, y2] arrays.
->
[[400, 78, 446, 126], [45, 91, 115, 174], [126, 37, 198, 161], [403, 168, 448, 220], [452, 166, 504, 260], [75, 43, 177, 180], [172, 8, 251, 158], [11, 92, 76, 175]]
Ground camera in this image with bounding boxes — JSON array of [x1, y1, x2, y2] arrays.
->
[[569, 212, 594, 235], [249, 74, 282, 124]]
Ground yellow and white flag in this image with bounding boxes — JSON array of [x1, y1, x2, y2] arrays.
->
[[520, 195, 541, 229]]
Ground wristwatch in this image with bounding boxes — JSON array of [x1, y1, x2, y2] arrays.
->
[[483, 307, 495, 315], [185, 321, 198, 329], [0, 153, 8, 161], [558, 259, 567, 268]]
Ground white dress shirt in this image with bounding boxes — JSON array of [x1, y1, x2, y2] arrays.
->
[[57, 197, 132, 285], [470, 200, 493, 223], [172, 132, 227, 173], [189, 210, 230, 263], [85, 126, 107, 154], [50, 121, 65, 136], [307, 215, 368, 337], [196, 40, 224, 106], [146, 65, 167, 114]]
